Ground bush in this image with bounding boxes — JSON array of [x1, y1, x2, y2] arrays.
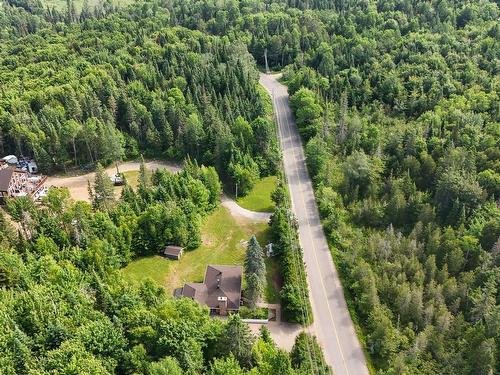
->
[[239, 306, 268, 320]]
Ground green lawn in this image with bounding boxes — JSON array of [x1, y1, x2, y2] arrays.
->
[[114, 169, 152, 196], [236, 176, 277, 213], [121, 170, 141, 188], [120, 255, 172, 286], [122, 206, 279, 301], [264, 257, 281, 304]]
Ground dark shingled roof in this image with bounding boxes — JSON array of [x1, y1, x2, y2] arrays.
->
[[0, 168, 14, 192], [162, 245, 183, 257], [182, 265, 242, 310]]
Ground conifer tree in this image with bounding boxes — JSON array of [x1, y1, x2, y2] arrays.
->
[[244, 235, 266, 308], [91, 162, 114, 210], [244, 235, 266, 283], [245, 272, 262, 309], [138, 155, 149, 192]]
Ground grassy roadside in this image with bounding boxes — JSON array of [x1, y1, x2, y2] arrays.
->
[[257, 84, 274, 116], [236, 176, 277, 213], [264, 257, 281, 304]]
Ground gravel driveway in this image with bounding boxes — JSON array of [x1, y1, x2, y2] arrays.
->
[[221, 195, 272, 222], [46, 160, 180, 201]]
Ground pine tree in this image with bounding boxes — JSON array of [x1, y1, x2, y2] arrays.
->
[[200, 166, 221, 209], [138, 155, 149, 192], [66, 0, 77, 23], [80, 0, 92, 22], [92, 162, 114, 210], [244, 235, 266, 308], [63, 120, 82, 166], [291, 332, 331, 374], [337, 91, 348, 145], [245, 272, 262, 309], [244, 235, 266, 283]]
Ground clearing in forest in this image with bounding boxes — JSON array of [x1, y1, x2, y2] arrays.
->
[[122, 206, 281, 303]]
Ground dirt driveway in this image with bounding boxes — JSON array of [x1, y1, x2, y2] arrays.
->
[[46, 160, 180, 201], [221, 195, 271, 223]]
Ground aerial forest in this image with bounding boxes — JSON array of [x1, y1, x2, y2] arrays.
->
[[0, 0, 498, 374]]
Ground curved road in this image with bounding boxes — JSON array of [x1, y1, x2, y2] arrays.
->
[[48, 161, 272, 222], [260, 74, 369, 375]]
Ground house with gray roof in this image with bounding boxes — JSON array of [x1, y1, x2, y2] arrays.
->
[[181, 265, 242, 315]]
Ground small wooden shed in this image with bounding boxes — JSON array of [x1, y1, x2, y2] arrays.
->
[[162, 245, 184, 260]]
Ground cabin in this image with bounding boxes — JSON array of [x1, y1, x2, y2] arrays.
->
[[181, 265, 243, 316], [161, 245, 184, 260], [0, 168, 28, 203]]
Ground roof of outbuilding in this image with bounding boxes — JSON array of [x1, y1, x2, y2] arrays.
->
[[162, 245, 184, 256]]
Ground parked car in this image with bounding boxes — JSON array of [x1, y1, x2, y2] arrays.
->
[[111, 173, 124, 186]]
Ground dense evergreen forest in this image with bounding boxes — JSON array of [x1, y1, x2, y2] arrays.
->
[[165, 0, 496, 373], [0, 3, 279, 194], [0, 0, 499, 374], [280, 3, 499, 375]]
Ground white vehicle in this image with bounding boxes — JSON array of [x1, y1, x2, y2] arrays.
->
[[111, 163, 124, 186], [27, 161, 38, 174], [111, 173, 124, 186]]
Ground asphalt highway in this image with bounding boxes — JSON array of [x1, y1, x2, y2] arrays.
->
[[260, 73, 369, 375]]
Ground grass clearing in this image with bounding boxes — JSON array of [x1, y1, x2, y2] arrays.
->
[[119, 255, 172, 286], [122, 206, 279, 301], [114, 169, 152, 196], [236, 176, 277, 213]]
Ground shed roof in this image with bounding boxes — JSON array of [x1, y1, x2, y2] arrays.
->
[[162, 245, 184, 257]]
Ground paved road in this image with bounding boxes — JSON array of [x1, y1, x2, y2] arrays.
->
[[260, 74, 369, 375], [221, 195, 272, 222]]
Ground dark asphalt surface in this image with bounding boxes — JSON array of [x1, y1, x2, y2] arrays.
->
[[260, 74, 369, 375]]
